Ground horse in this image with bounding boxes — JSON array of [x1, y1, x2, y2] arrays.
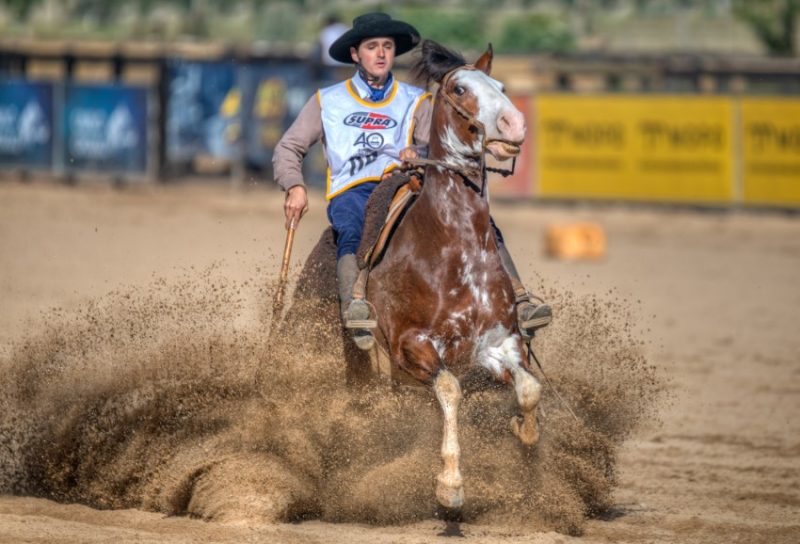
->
[[290, 40, 542, 510]]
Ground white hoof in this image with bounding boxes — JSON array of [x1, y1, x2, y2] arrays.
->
[[436, 476, 465, 509]]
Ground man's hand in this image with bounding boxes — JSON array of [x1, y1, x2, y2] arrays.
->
[[399, 146, 419, 162], [284, 185, 308, 230]]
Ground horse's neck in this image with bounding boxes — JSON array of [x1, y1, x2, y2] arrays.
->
[[420, 118, 486, 211], [412, 122, 492, 246]]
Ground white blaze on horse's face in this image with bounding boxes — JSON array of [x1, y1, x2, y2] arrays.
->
[[452, 69, 526, 161]]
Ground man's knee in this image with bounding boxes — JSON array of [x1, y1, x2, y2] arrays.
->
[[328, 182, 377, 259], [335, 226, 362, 258]]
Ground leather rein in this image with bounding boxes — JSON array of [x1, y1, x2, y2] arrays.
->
[[405, 64, 518, 196]]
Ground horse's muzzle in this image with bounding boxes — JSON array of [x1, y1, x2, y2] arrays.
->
[[485, 139, 522, 161]]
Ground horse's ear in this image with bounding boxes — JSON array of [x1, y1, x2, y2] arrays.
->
[[475, 43, 493, 75]]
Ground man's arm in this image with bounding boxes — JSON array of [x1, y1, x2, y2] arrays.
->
[[400, 95, 433, 162], [272, 94, 323, 228], [412, 95, 432, 149]]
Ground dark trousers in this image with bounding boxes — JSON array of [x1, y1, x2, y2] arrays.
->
[[327, 182, 379, 260]]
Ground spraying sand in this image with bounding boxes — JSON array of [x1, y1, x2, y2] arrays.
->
[[0, 181, 798, 543]]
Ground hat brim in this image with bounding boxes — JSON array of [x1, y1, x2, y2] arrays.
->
[[329, 20, 420, 64]]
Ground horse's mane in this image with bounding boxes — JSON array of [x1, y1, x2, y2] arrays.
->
[[410, 40, 466, 90]]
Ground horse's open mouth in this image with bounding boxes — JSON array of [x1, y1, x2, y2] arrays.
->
[[486, 140, 521, 160]]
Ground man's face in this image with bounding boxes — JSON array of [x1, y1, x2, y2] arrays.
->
[[350, 37, 395, 84]]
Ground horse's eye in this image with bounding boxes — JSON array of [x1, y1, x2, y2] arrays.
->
[[453, 85, 465, 96]]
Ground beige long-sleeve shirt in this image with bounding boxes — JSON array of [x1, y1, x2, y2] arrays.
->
[[272, 75, 433, 192]]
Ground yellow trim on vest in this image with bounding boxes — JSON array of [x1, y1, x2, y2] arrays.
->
[[327, 176, 381, 200], [345, 79, 399, 108], [407, 92, 432, 146], [325, 165, 332, 196], [326, 163, 401, 200]]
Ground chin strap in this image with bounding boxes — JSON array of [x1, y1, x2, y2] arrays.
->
[[486, 155, 516, 178], [355, 62, 379, 83], [355, 63, 392, 101]]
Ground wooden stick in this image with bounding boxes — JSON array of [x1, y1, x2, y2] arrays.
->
[[273, 219, 296, 317]]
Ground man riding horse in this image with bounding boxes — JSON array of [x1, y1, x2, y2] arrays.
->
[[273, 12, 551, 348]]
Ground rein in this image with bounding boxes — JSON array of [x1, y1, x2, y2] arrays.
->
[[402, 156, 484, 194], [525, 342, 580, 423]]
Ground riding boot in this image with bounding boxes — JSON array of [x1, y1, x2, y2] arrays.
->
[[497, 245, 552, 340], [337, 254, 376, 350]]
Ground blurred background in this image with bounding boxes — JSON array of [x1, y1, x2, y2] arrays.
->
[[1, 6, 799, 541], [0, 0, 798, 207]]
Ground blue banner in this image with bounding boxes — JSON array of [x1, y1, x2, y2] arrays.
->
[[164, 60, 331, 186], [166, 60, 237, 164], [0, 81, 53, 169], [63, 84, 148, 173]]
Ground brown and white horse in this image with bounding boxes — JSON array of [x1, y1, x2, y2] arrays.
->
[[363, 41, 542, 508]]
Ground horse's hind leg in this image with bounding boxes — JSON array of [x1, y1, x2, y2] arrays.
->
[[433, 369, 464, 508]]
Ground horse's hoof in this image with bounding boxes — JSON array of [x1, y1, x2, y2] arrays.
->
[[435, 481, 464, 509], [510, 415, 540, 446], [435, 471, 464, 509]]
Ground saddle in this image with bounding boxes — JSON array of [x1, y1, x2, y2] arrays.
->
[[352, 168, 424, 301]]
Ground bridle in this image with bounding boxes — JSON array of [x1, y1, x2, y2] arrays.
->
[[406, 64, 518, 196]]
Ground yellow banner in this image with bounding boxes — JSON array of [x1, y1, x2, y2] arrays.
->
[[740, 99, 800, 206], [535, 95, 734, 203]]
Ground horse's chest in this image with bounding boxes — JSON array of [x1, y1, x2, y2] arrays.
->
[[436, 250, 514, 335], [451, 250, 504, 304]]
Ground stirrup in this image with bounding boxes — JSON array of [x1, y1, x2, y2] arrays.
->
[[345, 299, 376, 351], [345, 319, 378, 329], [516, 298, 552, 341], [344, 299, 377, 330], [520, 306, 552, 330]]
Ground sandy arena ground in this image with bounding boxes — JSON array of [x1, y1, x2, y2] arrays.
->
[[0, 180, 798, 543]]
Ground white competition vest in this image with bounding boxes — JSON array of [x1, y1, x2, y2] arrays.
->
[[318, 77, 430, 199]]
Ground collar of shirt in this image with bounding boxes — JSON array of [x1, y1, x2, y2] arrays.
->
[[351, 71, 394, 102]]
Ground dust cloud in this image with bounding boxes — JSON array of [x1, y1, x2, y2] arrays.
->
[[0, 264, 660, 535]]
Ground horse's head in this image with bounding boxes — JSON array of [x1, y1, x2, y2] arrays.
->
[[413, 41, 526, 164]]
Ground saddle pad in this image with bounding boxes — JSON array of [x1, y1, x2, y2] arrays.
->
[[364, 182, 418, 267], [356, 170, 422, 269]]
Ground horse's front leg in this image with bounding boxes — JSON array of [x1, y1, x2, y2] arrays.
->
[[478, 327, 542, 446], [508, 362, 541, 446], [396, 331, 464, 508], [433, 368, 464, 508]]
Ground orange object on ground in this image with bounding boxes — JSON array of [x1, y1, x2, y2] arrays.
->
[[545, 222, 606, 261]]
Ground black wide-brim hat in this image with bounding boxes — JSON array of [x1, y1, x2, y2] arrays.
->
[[329, 12, 420, 64]]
